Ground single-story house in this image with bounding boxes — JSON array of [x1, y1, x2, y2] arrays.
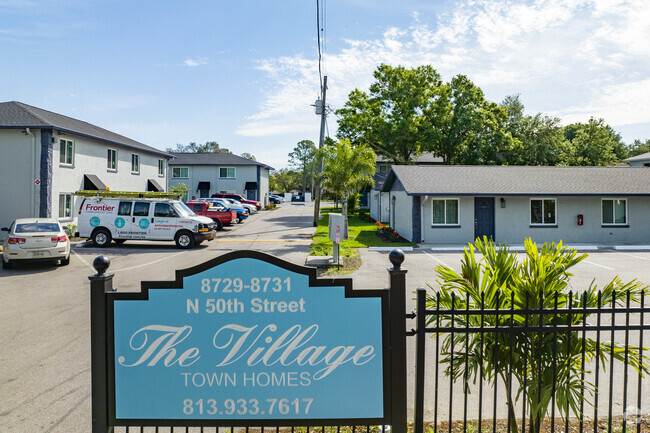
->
[[368, 153, 443, 220], [382, 165, 650, 245], [168, 152, 274, 205], [0, 101, 172, 234], [624, 152, 650, 167]]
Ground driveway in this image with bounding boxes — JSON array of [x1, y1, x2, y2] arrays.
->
[[0, 202, 316, 432]]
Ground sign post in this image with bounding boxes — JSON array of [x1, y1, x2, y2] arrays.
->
[[90, 250, 399, 430], [328, 213, 344, 266]]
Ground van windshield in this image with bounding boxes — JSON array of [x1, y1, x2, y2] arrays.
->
[[173, 202, 196, 218]]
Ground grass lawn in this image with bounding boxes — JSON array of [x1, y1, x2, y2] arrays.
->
[[310, 207, 417, 258]]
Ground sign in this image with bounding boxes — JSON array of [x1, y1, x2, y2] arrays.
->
[[108, 251, 389, 425], [35, 179, 40, 185]]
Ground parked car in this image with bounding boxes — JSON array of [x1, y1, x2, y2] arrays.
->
[[185, 201, 237, 230], [224, 198, 257, 214], [202, 198, 249, 223], [2, 218, 70, 268], [269, 194, 284, 204], [76, 193, 216, 249], [210, 193, 262, 210]]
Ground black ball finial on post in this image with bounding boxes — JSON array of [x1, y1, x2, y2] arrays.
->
[[389, 248, 405, 270], [93, 255, 110, 276]]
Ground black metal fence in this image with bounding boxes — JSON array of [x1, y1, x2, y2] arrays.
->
[[410, 289, 650, 433]]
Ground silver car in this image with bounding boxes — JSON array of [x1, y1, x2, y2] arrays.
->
[[2, 218, 71, 269]]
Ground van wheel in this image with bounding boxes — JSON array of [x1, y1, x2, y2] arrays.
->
[[175, 231, 195, 249], [92, 228, 112, 247]]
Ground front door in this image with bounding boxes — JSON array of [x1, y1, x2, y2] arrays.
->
[[246, 189, 256, 200], [474, 197, 495, 241]]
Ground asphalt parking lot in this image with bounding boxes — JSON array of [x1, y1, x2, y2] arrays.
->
[[2, 203, 650, 431]]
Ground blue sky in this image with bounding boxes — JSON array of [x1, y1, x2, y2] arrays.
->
[[2, 0, 649, 169]]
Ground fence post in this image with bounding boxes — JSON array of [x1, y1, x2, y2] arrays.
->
[[389, 249, 408, 433], [88, 256, 114, 433], [414, 288, 426, 433]]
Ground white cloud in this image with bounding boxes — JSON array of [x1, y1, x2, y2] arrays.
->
[[183, 57, 208, 67], [238, 0, 650, 139]]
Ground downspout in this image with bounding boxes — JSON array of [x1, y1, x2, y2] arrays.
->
[[25, 128, 36, 217]]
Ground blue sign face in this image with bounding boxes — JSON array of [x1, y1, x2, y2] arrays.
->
[[114, 217, 125, 229], [112, 254, 385, 421]]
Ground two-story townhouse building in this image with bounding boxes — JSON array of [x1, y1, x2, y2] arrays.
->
[[168, 152, 274, 205], [0, 101, 172, 233]]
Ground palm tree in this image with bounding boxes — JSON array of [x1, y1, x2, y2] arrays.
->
[[426, 237, 649, 433], [322, 139, 376, 238]]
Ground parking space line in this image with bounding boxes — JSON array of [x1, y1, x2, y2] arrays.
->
[[112, 251, 188, 272], [422, 251, 454, 270], [583, 260, 615, 270], [621, 253, 650, 261], [72, 251, 95, 271]]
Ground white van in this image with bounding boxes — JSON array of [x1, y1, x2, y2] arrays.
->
[[77, 194, 216, 249]]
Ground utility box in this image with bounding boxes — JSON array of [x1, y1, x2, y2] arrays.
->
[[284, 193, 292, 203], [328, 213, 344, 243], [304, 192, 312, 202]]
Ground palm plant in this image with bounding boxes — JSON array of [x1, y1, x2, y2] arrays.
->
[[322, 139, 376, 238], [425, 237, 649, 433]]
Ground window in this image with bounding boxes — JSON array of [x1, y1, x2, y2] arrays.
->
[[117, 201, 132, 216], [602, 199, 627, 225], [432, 199, 459, 225], [58, 193, 72, 218], [530, 199, 556, 225], [133, 202, 150, 216], [107, 149, 117, 171], [131, 154, 140, 174], [172, 167, 189, 178], [59, 139, 74, 166], [154, 203, 177, 217], [219, 167, 236, 178], [158, 159, 165, 177], [378, 164, 391, 174]]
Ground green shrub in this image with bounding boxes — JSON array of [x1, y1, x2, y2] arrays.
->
[[64, 223, 77, 239], [346, 192, 361, 214]]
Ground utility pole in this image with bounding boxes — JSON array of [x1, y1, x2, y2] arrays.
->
[[313, 75, 327, 227]]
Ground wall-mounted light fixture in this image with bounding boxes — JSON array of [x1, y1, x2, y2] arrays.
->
[[500, 197, 506, 208]]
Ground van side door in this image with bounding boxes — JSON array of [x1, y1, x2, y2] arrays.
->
[[150, 202, 180, 240], [127, 201, 153, 240]]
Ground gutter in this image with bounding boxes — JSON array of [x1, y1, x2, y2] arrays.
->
[[24, 128, 36, 217]]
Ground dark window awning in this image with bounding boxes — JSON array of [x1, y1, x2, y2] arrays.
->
[[147, 179, 164, 192], [197, 181, 210, 190], [84, 174, 107, 190], [245, 181, 258, 190]]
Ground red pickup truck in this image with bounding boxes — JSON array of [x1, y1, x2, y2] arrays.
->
[[185, 201, 237, 230]]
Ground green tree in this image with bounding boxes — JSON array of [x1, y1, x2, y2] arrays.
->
[[240, 152, 256, 161], [336, 64, 444, 164], [166, 141, 232, 153], [561, 118, 625, 165], [500, 94, 565, 165], [426, 237, 649, 433], [288, 140, 317, 195], [626, 139, 650, 158], [433, 75, 513, 164], [270, 168, 301, 193], [169, 183, 190, 201], [322, 139, 376, 238]]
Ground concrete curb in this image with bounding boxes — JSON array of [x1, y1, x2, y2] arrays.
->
[[368, 246, 414, 252]]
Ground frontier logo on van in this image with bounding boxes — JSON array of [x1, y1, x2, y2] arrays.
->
[[85, 203, 115, 213]]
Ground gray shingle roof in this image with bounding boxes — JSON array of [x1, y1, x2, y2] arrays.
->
[[168, 152, 274, 170], [624, 152, 650, 163], [0, 101, 171, 158], [382, 165, 650, 196]]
